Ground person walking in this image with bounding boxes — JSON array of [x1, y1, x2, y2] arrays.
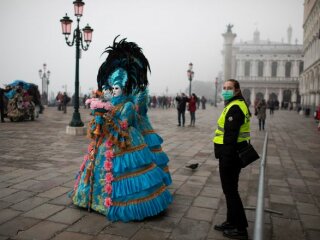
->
[[62, 92, 70, 114], [257, 99, 267, 131], [188, 93, 197, 127], [212, 79, 251, 240], [175, 93, 188, 127], [268, 99, 275, 115]]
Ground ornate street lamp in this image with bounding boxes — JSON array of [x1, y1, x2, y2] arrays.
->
[[187, 63, 194, 96], [38, 63, 50, 105], [60, 0, 93, 127]]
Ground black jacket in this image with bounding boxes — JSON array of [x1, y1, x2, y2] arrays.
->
[[214, 96, 249, 167]]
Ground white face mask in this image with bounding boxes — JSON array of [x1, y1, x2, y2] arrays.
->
[[112, 85, 122, 97]]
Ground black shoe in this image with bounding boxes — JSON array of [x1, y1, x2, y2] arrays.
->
[[214, 221, 235, 232], [223, 228, 248, 240], [177, 124, 181, 127]]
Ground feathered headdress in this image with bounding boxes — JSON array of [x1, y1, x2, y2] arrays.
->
[[97, 36, 151, 95]]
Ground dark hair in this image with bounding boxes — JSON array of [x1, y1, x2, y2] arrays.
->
[[226, 79, 251, 116]]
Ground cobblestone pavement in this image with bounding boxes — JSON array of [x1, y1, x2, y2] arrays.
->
[[0, 105, 319, 240]]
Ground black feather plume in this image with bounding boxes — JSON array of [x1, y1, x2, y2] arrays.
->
[[97, 36, 151, 95]]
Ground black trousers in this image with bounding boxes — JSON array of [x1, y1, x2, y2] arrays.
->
[[219, 164, 248, 229], [190, 111, 195, 125], [177, 110, 185, 126]]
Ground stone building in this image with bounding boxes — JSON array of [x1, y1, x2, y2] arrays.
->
[[300, 0, 320, 114], [222, 26, 303, 109]]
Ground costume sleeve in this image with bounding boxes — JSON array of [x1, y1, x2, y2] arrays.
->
[[223, 105, 244, 145]]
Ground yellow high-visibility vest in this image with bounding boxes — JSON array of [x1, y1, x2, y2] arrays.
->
[[213, 99, 251, 144]]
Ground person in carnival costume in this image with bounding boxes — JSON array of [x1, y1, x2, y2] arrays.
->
[[71, 37, 172, 222]]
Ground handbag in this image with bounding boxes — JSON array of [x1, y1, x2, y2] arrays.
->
[[238, 143, 260, 168]]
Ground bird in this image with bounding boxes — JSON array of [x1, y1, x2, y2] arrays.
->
[[185, 163, 199, 170]]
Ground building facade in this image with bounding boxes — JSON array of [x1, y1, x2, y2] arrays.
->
[[222, 27, 303, 109], [300, 0, 320, 114]]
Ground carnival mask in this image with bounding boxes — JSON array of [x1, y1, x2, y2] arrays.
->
[[112, 85, 122, 97]]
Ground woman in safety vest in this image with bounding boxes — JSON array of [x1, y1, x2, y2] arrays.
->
[[212, 79, 251, 240]]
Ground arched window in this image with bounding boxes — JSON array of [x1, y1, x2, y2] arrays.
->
[[285, 62, 292, 77], [299, 61, 304, 74], [258, 61, 264, 77], [271, 61, 278, 77], [244, 61, 251, 76]]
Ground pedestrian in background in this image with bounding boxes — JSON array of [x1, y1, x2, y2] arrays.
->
[[257, 99, 267, 131], [0, 87, 7, 123], [212, 79, 250, 240], [188, 93, 197, 127], [62, 92, 70, 114], [175, 93, 188, 127]]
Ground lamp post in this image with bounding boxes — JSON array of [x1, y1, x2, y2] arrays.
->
[[187, 63, 194, 96], [38, 63, 50, 105], [214, 77, 218, 107], [60, 0, 93, 127]]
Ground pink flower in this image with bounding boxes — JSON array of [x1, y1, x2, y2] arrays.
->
[[104, 197, 113, 207], [85, 98, 92, 105], [120, 120, 128, 130], [105, 183, 112, 194], [80, 161, 86, 171], [105, 173, 114, 183], [105, 150, 114, 160], [103, 102, 112, 111], [104, 160, 113, 171], [105, 140, 113, 148], [87, 145, 93, 152]]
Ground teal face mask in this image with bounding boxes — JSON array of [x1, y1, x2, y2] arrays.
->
[[221, 90, 234, 101]]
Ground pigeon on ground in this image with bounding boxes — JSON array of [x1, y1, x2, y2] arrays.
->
[[185, 163, 199, 170]]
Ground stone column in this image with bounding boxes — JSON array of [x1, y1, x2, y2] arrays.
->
[[292, 89, 297, 109], [236, 59, 240, 77], [250, 88, 255, 106], [264, 88, 269, 100], [278, 88, 283, 107], [252, 60, 257, 77], [265, 60, 271, 77], [222, 29, 237, 81]]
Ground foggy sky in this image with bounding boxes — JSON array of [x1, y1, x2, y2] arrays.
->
[[0, 0, 304, 97]]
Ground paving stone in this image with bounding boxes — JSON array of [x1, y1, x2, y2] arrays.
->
[[0, 216, 40, 237], [49, 193, 73, 206], [14, 221, 67, 240], [0, 191, 35, 204], [175, 183, 202, 196], [132, 228, 170, 240], [192, 196, 219, 209], [48, 207, 85, 224], [0, 188, 18, 199], [272, 216, 305, 240], [102, 221, 142, 238], [296, 202, 320, 215], [185, 206, 214, 222], [37, 186, 69, 199], [270, 194, 295, 204], [68, 214, 110, 235], [51, 231, 93, 240], [144, 216, 180, 233], [300, 215, 320, 230], [94, 234, 128, 240], [0, 208, 22, 225], [186, 176, 208, 185], [169, 218, 210, 240], [22, 203, 64, 219], [306, 230, 320, 240], [0, 200, 12, 210], [11, 196, 49, 212]]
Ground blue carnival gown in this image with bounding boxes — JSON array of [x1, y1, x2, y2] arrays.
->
[[71, 95, 172, 222]]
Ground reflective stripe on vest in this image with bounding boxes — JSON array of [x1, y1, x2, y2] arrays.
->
[[212, 99, 251, 144]]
